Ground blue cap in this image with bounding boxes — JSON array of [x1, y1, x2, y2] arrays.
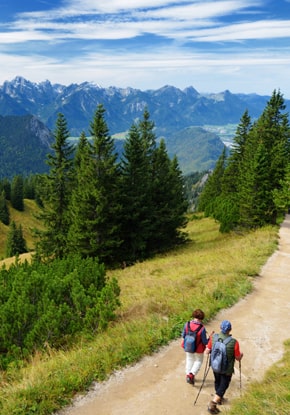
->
[[220, 320, 232, 334]]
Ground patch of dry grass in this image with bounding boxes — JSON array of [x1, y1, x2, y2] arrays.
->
[[111, 218, 277, 322]]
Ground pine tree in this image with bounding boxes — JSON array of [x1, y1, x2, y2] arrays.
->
[[35, 113, 74, 259], [273, 162, 290, 214], [149, 142, 188, 251], [216, 111, 252, 231], [67, 105, 122, 264], [139, 107, 156, 156], [74, 131, 88, 169], [238, 90, 290, 226], [197, 147, 227, 217], [23, 175, 36, 199], [11, 175, 24, 211], [239, 137, 271, 228], [119, 124, 150, 262], [119, 109, 160, 262], [120, 110, 188, 261], [6, 221, 27, 257], [0, 178, 11, 200], [0, 190, 9, 225], [222, 110, 252, 196]]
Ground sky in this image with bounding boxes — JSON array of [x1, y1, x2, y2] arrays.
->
[[1, 0, 290, 97]]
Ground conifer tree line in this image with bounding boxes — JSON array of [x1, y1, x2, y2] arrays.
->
[[34, 105, 188, 266], [198, 90, 290, 232]]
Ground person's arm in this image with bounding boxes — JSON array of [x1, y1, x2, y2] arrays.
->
[[201, 327, 208, 345], [234, 340, 243, 361], [205, 334, 213, 354], [181, 323, 187, 339]]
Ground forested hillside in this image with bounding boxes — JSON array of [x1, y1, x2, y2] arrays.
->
[[0, 114, 53, 178], [0, 114, 224, 178]]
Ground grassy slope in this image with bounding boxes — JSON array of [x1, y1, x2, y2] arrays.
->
[[1, 216, 285, 414], [0, 199, 42, 260]]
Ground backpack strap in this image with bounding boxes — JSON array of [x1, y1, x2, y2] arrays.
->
[[223, 336, 234, 346], [214, 335, 234, 346], [187, 321, 203, 335]]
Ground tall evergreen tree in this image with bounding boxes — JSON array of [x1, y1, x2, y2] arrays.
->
[[222, 110, 252, 196], [239, 90, 290, 226], [139, 107, 157, 156], [215, 111, 252, 231], [74, 131, 88, 169], [0, 190, 9, 225], [67, 105, 122, 264], [119, 109, 160, 262], [0, 178, 11, 200], [23, 175, 36, 199], [11, 175, 24, 211], [239, 137, 271, 228], [120, 111, 188, 261], [197, 147, 227, 217], [119, 123, 150, 262], [35, 113, 74, 259], [149, 142, 188, 251], [273, 161, 290, 214], [6, 221, 27, 257]]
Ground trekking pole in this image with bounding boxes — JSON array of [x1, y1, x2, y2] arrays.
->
[[239, 360, 242, 396], [194, 354, 210, 405]]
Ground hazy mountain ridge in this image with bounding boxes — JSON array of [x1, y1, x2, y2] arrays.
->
[[0, 76, 278, 137], [0, 77, 284, 176]]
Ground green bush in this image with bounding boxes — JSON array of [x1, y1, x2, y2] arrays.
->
[[0, 255, 120, 368]]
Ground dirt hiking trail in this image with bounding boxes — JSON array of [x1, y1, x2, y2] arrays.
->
[[58, 215, 290, 415]]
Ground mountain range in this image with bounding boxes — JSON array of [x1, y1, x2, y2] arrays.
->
[[0, 76, 287, 176]]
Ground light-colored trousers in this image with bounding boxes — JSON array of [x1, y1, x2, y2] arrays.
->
[[185, 352, 204, 375]]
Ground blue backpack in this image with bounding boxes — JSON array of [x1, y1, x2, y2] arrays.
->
[[210, 334, 233, 373], [183, 322, 203, 353]]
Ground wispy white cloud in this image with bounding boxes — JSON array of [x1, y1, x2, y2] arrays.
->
[[190, 20, 290, 42], [1, 0, 290, 97], [7, 0, 263, 44]]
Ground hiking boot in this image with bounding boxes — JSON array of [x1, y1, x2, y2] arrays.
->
[[207, 401, 220, 414], [186, 373, 195, 385], [217, 397, 227, 405]]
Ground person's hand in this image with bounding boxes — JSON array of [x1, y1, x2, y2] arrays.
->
[[236, 352, 243, 361], [207, 330, 214, 342]]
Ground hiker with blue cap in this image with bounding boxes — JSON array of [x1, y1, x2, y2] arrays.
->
[[205, 320, 243, 414]]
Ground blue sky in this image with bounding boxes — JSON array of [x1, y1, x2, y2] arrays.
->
[[1, 1, 290, 97]]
